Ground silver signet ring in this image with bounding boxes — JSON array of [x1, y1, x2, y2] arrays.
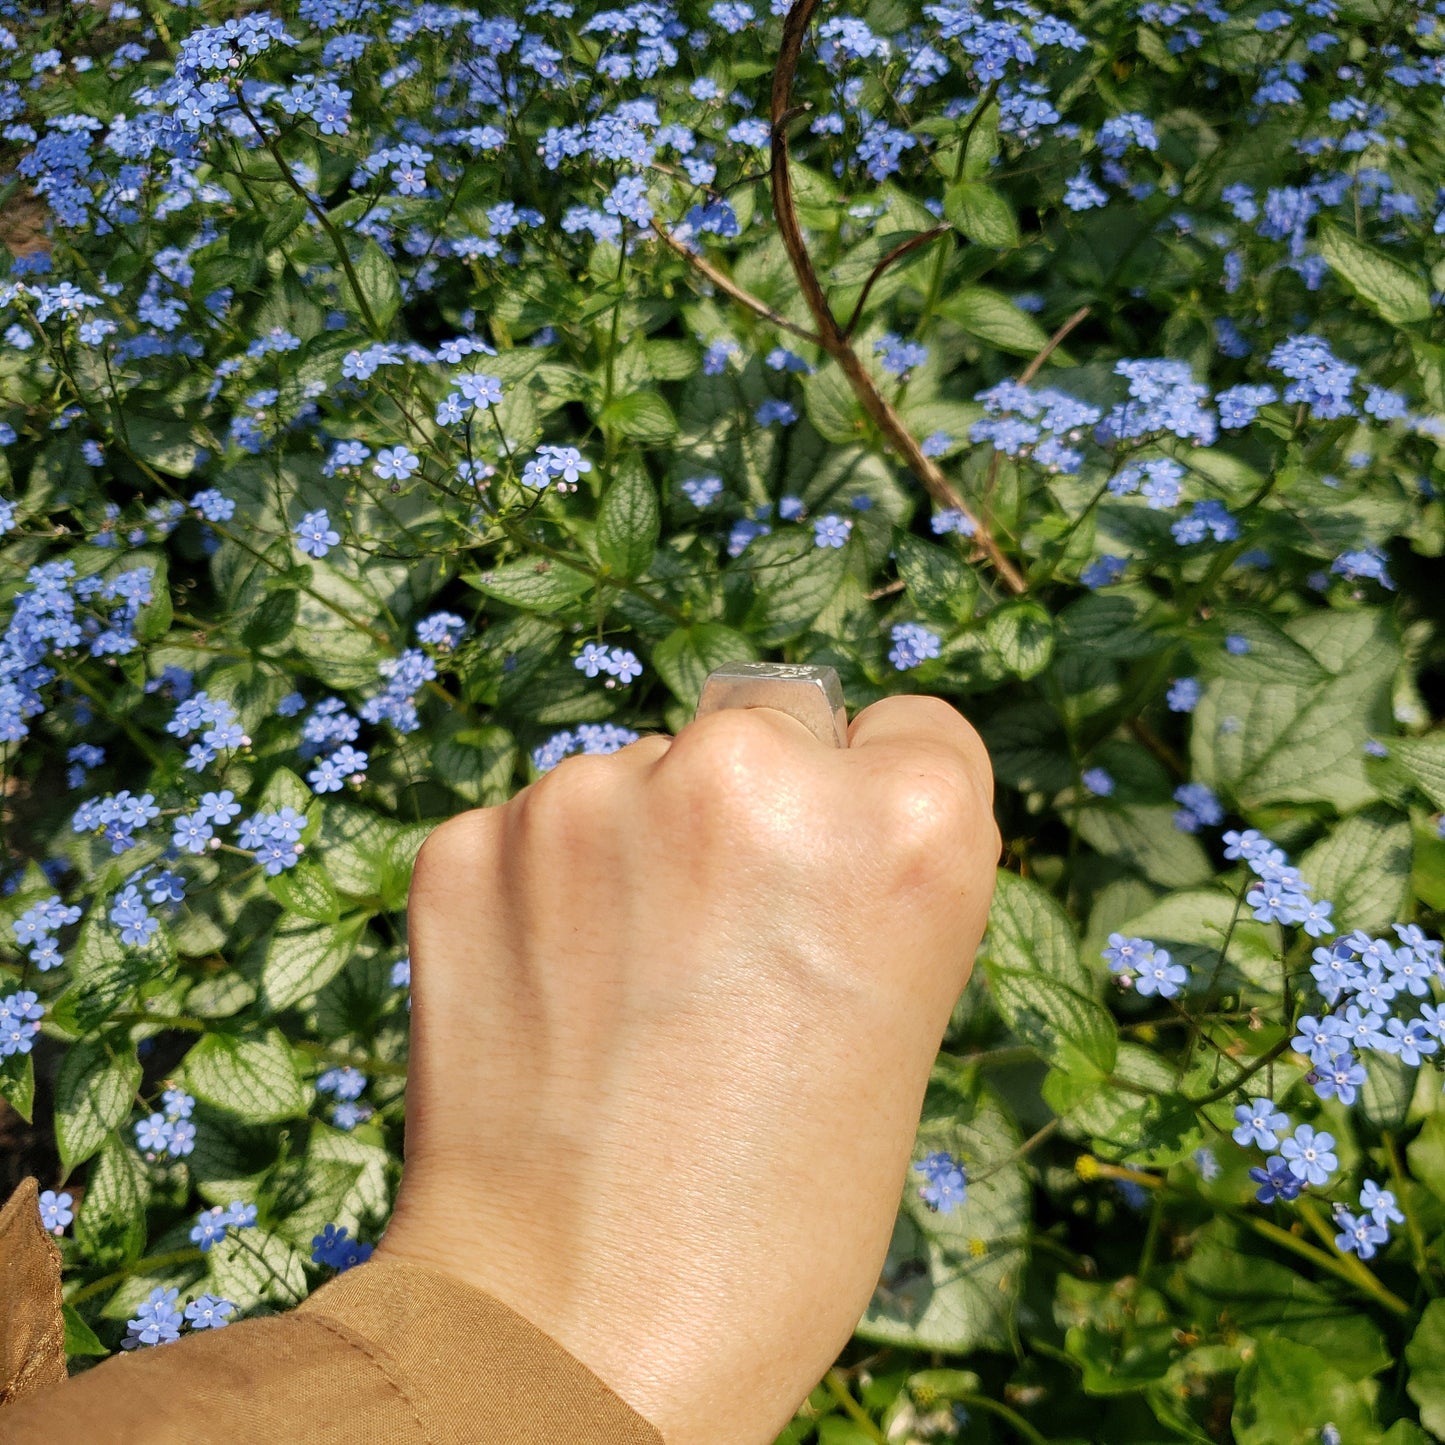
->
[[693, 661, 848, 748]]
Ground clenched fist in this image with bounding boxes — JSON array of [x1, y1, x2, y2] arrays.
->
[[377, 694, 1000, 1443]]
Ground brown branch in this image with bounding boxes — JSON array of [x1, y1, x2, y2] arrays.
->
[[842, 225, 950, 340], [769, 0, 1028, 596], [651, 221, 821, 345], [1019, 304, 1091, 385]]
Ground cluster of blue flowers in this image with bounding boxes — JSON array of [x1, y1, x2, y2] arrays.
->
[[311, 1223, 373, 1272], [316, 1064, 372, 1130], [0, 989, 44, 1059], [133, 1088, 198, 1160], [124, 1286, 236, 1348], [532, 721, 642, 773], [914, 1150, 968, 1213], [0, 561, 153, 746], [574, 643, 644, 686], [188, 1199, 259, 1251]]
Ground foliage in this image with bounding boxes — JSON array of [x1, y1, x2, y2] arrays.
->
[[3, 0, 1445, 1437]]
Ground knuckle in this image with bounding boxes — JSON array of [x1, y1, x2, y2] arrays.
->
[[875, 764, 986, 870], [514, 752, 621, 838], [411, 809, 494, 892], [667, 709, 787, 788]]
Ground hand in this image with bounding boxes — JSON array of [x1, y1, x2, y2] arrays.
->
[[376, 695, 999, 1443]]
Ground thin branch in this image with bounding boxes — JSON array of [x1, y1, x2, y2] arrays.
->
[[650, 222, 821, 344], [769, 0, 1028, 596], [842, 225, 950, 340], [1018, 304, 1091, 385]]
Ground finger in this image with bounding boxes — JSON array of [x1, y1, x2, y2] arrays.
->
[[618, 732, 673, 765], [846, 694, 993, 802], [666, 700, 832, 763]]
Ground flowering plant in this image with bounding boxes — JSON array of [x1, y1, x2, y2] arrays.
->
[[4, 0, 1445, 1436]]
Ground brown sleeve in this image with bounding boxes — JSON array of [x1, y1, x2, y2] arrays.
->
[[0, 1180, 662, 1445]]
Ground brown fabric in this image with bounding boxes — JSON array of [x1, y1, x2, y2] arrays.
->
[[0, 1178, 67, 1405], [0, 1181, 662, 1444]]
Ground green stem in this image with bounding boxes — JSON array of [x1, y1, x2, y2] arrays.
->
[[292, 1038, 409, 1080], [1384, 1131, 1439, 1295], [233, 99, 383, 339], [68, 1248, 205, 1305], [956, 1393, 1050, 1445], [822, 1370, 886, 1443]]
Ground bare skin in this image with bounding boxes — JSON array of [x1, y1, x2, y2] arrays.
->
[[377, 694, 1000, 1443]]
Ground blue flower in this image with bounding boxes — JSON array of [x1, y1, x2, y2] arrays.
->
[[1134, 948, 1187, 997], [874, 333, 928, 377], [1334, 1209, 1388, 1260], [914, 1151, 967, 1213], [374, 446, 420, 482], [312, 1223, 373, 1271], [812, 514, 852, 548], [1232, 1097, 1289, 1150], [38, 1189, 73, 1234], [295, 510, 341, 559], [888, 622, 941, 671], [1082, 767, 1114, 796], [1280, 1124, 1337, 1186], [184, 1294, 236, 1330], [126, 1287, 184, 1347], [1166, 677, 1201, 712], [1250, 1155, 1305, 1204]]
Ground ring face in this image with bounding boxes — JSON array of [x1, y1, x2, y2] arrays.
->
[[693, 661, 847, 747]]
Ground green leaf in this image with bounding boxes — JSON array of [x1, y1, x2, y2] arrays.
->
[[63, 1304, 109, 1357], [801, 362, 866, 444], [1186, 1221, 1390, 1380], [184, 1030, 308, 1123], [653, 622, 756, 709], [596, 460, 661, 579], [1192, 610, 1397, 812], [1357, 1049, 1412, 1131], [1407, 1115, 1445, 1199], [1206, 612, 1330, 687], [265, 858, 342, 924], [938, 286, 1051, 356], [262, 196, 311, 249], [0, 1052, 34, 1123], [1392, 734, 1445, 810], [1233, 1338, 1381, 1445], [75, 1135, 151, 1268], [944, 181, 1019, 249], [125, 417, 200, 477], [982, 965, 1118, 1074], [352, 238, 401, 330], [241, 588, 300, 651], [469, 559, 592, 612], [51, 917, 163, 1035], [431, 721, 518, 806], [55, 1038, 142, 1174], [262, 1157, 367, 1248], [894, 532, 978, 626], [1115, 889, 1280, 990], [1318, 224, 1432, 327], [983, 870, 1089, 990], [260, 916, 365, 1012], [1299, 807, 1412, 934], [600, 391, 678, 444], [206, 1229, 308, 1311], [1406, 1301, 1445, 1439], [984, 599, 1054, 679], [859, 1077, 1028, 1353], [1076, 805, 1216, 889], [1057, 590, 1165, 660], [979, 871, 1117, 1074], [740, 529, 849, 646]]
